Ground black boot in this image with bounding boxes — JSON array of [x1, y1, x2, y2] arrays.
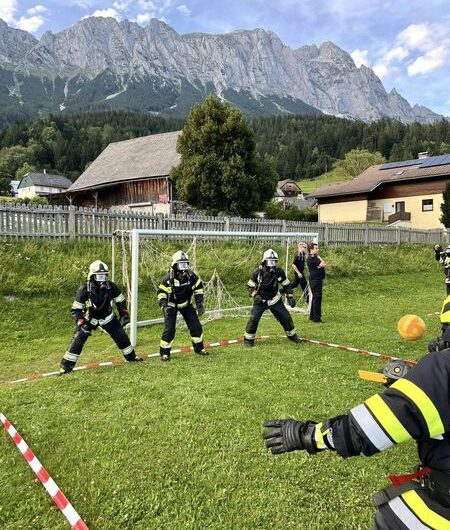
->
[[195, 349, 209, 356], [287, 334, 300, 343], [160, 354, 170, 362], [244, 338, 254, 347]]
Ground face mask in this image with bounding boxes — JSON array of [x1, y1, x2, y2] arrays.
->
[[94, 273, 108, 282], [177, 262, 189, 271], [266, 259, 277, 268]]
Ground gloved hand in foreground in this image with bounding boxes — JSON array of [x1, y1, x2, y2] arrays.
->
[[263, 419, 318, 454]]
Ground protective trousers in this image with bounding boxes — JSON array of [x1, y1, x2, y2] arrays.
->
[[61, 316, 135, 372], [245, 299, 296, 345], [309, 279, 323, 322], [291, 274, 309, 303], [160, 304, 203, 356]]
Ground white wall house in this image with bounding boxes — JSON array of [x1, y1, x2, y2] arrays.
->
[[17, 172, 72, 199]]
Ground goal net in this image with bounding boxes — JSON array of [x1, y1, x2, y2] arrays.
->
[[112, 228, 319, 346]]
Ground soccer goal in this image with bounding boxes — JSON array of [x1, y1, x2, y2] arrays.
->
[[112, 228, 319, 347]]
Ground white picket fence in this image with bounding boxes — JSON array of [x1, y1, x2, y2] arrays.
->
[[0, 204, 444, 246]]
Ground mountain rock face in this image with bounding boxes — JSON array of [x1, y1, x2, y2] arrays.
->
[[0, 17, 442, 124]]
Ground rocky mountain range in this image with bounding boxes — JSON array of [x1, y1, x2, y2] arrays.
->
[[0, 16, 442, 125]]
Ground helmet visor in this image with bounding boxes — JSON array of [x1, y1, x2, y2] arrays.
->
[[266, 259, 277, 267], [94, 273, 108, 282], [177, 261, 189, 271]]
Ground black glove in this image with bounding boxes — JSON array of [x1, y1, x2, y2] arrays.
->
[[197, 304, 205, 316], [120, 310, 130, 326], [253, 293, 263, 304], [160, 300, 168, 313], [287, 295, 296, 308], [77, 318, 91, 335], [263, 419, 318, 454]]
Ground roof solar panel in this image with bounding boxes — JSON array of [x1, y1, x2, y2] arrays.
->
[[420, 154, 450, 168], [379, 159, 421, 170]]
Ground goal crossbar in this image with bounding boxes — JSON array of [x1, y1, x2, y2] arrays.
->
[[114, 228, 319, 346]]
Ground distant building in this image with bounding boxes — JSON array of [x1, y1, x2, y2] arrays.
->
[[57, 131, 181, 213], [311, 154, 450, 229], [274, 179, 316, 209], [17, 172, 72, 199]]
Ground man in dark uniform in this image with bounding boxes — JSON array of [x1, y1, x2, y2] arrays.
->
[[434, 245, 450, 295], [428, 293, 450, 352], [157, 251, 208, 362], [244, 249, 300, 347], [263, 350, 450, 529], [307, 242, 325, 323], [59, 260, 142, 374], [291, 241, 309, 304]]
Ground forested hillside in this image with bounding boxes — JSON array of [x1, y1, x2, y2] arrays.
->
[[1, 111, 450, 195]]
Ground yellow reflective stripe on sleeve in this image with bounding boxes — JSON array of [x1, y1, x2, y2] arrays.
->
[[193, 289, 204, 294], [157, 293, 168, 299], [391, 379, 445, 438], [314, 422, 327, 450], [401, 490, 450, 530], [158, 284, 171, 293], [194, 278, 202, 288], [440, 295, 450, 323], [113, 293, 125, 303], [248, 280, 256, 287], [72, 301, 85, 310], [365, 394, 411, 444]]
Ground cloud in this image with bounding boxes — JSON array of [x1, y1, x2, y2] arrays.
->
[[383, 46, 409, 63], [27, 5, 47, 16], [138, 0, 156, 9], [396, 23, 434, 52], [135, 12, 155, 24], [408, 46, 448, 76], [176, 4, 191, 16], [0, 0, 17, 23], [372, 63, 388, 78], [84, 8, 121, 19], [350, 49, 369, 68], [16, 14, 45, 32]]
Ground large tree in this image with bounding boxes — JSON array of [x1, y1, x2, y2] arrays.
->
[[441, 182, 450, 228], [171, 95, 277, 216]]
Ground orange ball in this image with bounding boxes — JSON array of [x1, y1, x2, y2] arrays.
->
[[397, 315, 426, 341]]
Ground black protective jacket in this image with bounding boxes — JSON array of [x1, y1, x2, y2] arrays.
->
[[247, 266, 292, 303], [157, 270, 204, 309], [71, 281, 127, 323]]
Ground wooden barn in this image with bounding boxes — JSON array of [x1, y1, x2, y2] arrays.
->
[[59, 131, 181, 213]]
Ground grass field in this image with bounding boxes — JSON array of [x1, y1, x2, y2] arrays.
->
[[0, 242, 445, 530]]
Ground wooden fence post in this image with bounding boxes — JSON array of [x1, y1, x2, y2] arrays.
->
[[396, 227, 401, 245], [364, 225, 369, 246], [324, 225, 329, 246], [68, 206, 76, 239]]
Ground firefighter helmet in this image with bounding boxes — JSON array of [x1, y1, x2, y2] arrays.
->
[[262, 249, 278, 267], [171, 251, 190, 271], [88, 260, 109, 281]]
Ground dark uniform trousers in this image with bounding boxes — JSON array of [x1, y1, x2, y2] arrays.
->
[[309, 279, 323, 322], [245, 299, 295, 344], [160, 304, 203, 355], [291, 274, 309, 303], [62, 316, 133, 371]]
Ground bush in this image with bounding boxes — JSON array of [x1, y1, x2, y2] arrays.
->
[[264, 200, 318, 221]]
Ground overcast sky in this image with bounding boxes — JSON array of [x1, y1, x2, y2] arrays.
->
[[2, 0, 450, 116]]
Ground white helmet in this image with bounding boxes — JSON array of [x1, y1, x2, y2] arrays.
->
[[262, 249, 278, 268], [171, 250, 190, 271], [88, 260, 109, 281]]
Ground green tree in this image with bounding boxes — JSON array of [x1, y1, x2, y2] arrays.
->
[[332, 149, 386, 179], [171, 95, 277, 216], [15, 162, 37, 180], [441, 182, 450, 228]]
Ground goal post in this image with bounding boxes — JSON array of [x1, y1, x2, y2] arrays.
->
[[113, 228, 319, 347]]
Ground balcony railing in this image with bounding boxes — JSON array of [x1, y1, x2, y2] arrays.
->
[[388, 211, 411, 224]]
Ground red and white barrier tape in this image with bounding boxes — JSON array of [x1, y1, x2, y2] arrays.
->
[[298, 337, 417, 366], [1, 336, 270, 386], [0, 413, 89, 529]]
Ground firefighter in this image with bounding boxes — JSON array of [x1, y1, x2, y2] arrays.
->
[[434, 244, 450, 295], [59, 260, 142, 374], [263, 350, 450, 529], [157, 251, 208, 362], [290, 241, 309, 304], [428, 293, 450, 352], [244, 249, 300, 347]]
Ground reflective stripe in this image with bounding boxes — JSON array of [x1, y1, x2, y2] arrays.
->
[[90, 318, 98, 326], [158, 284, 171, 293], [63, 352, 79, 362], [71, 301, 85, 310], [245, 333, 256, 340], [191, 335, 203, 344], [99, 313, 115, 326], [285, 329, 297, 337], [281, 279, 290, 286], [121, 345, 134, 355], [194, 278, 202, 288], [160, 340, 172, 349], [350, 403, 394, 451], [157, 293, 168, 299], [401, 490, 450, 530], [267, 293, 282, 306], [365, 394, 411, 444], [248, 280, 257, 287], [440, 295, 450, 324], [113, 293, 125, 303], [388, 497, 434, 530], [314, 422, 327, 450], [177, 301, 189, 309], [391, 379, 445, 438], [193, 289, 204, 294]]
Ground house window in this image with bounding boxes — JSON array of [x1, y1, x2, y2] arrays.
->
[[422, 199, 433, 212], [395, 201, 405, 213]]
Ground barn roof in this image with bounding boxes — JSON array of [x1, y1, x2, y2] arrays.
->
[[69, 130, 181, 192], [20, 173, 72, 189]]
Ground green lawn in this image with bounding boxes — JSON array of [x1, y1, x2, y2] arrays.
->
[[298, 172, 349, 193], [0, 249, 445, 530]]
